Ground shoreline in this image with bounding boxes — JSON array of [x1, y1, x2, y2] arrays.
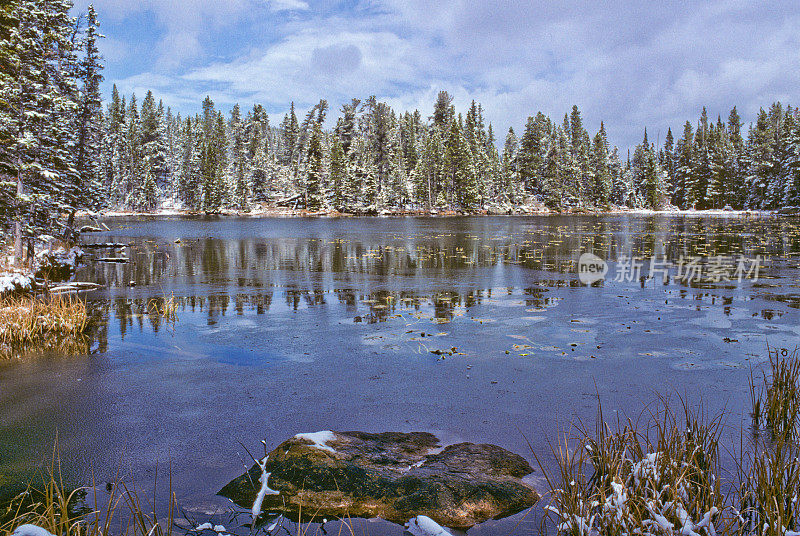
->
[[85, 205, 778, 219]]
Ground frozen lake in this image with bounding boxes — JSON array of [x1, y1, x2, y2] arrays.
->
[[2, 214, 800, 534]]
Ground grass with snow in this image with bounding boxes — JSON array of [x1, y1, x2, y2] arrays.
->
[[536, 347, 800, 536]]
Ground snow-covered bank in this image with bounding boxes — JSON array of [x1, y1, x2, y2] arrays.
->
[[1, 241, 85, 298], [0, 273, 35, 295], [84, 205, 780, 219]]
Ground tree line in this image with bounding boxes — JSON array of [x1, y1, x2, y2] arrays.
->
[[2, 1, 800, 259], [101, 90, 800, 215], [1, 0, 103, 259]]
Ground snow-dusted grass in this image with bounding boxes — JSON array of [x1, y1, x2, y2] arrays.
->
[[534, 396, 728, 536], [536, 349, 800, 536], [0, 294, 89, 359]]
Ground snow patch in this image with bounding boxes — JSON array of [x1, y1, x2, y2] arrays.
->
[[35, 246, 84, 272], [404, 516, 453, 536], [252, 458, 280, 521], [294, 431, 337, 453], [0, 272, 34, 294], [12, 525, 56, 536]]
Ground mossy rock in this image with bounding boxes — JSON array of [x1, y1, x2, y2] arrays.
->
[[219, 431, 539, 529]]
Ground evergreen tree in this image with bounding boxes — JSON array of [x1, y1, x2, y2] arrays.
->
[[305, 121, 324, 210], [675, 121, 695, 209], [329, 136, 347, 209], [432, 91, 453, 131], [662, 127, 675, 196], [501, 127, 519, 204], [726, 106, 746, 208], [745, 108, 773, 208], [229, 103, 249, 210], [590, 123, 611, 206], [74, 4, 104, 210]]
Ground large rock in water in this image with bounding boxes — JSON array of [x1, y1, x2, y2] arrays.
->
[[218, 431, 539, 529]]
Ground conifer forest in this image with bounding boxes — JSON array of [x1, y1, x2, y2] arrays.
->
[[2, 0, 800, 237]]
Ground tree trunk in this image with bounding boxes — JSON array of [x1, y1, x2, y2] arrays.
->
[[13, 163, 24, 266]]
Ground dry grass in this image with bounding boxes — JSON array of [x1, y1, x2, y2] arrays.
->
[[532, 397, 731, 536], [737, 346, 800, 535], [0, 447, 177, 536], [148, 294, 179, 323], [0, 295, 89, 360], [536, 348, 800, 536]]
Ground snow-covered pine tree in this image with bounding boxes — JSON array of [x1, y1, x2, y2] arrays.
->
[[590, 123, 611, 207], [662, 127, 675, 195], [745, 108, 773, 209], [726, 106, 746, 208], [305, 121, 324, 211], [228, 103, 249, 211], [501, 127, 519, 204], [785, 108, 800, 206], [329, 135, 347, 210], [74, 4, 104, 210], [674, 121, 695, 209]]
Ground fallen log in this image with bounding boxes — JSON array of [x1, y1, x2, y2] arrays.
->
[[49, 282, 102, 293], [81, 242, 127, 249], [276, 193, 303, 207]]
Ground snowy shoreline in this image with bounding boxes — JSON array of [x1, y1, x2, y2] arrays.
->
[[84, 206, 778, 219]]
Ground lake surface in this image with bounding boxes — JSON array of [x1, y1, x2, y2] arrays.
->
[[2, 214, 800, 534]]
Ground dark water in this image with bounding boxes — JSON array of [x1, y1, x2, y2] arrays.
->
[[2, 214, 800, 534]]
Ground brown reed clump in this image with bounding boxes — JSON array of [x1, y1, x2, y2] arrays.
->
[[0, 295, 89, 359]]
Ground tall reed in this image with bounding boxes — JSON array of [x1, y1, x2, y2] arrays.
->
[[0, 447, 177, 536], [0, 295, 89, 359]]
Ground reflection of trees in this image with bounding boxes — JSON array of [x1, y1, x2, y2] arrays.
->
[[75, 217, 800, 295], [69, 215, 800, 341]]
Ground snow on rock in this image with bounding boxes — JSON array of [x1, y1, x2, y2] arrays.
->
[[195, 523, 213, 531], [220, 431, 537, 528], [34, 246, 84, 280], [294, 431, 337, 453], [0, 272, 34, 295], [404, 516, 453, 536], [11, 525, 56, 536]]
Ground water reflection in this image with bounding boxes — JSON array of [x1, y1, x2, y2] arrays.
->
[[4, 215, 800, 527], [76, 215, 800, 291]]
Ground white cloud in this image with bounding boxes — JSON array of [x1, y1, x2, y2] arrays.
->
[[97, 36, 128, 63], [91, 0, 800, 149], [74, 0, 258, 68], [269, 0, 310, 12], [184, 26, 425, 106]]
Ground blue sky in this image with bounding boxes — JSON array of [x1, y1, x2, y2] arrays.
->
[[72, 0, 800, 149]]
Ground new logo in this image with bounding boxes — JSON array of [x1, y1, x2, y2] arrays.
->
[[577, 252, 608, 285]]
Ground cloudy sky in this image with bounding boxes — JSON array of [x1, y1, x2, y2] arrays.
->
[[72, 0, 799, 149]]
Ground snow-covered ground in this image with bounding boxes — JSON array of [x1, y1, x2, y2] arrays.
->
[[0, 272, 35, 294], [83, 203, 780, 219]]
